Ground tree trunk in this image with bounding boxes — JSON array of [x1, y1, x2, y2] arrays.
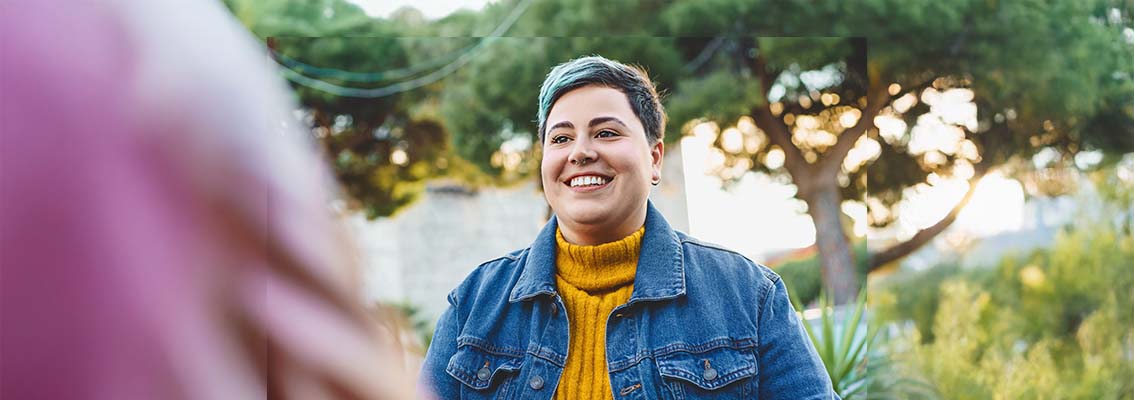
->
[[803, 184, 859, 305]]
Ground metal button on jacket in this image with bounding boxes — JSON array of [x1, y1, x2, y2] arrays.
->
[[703, 360, 718, 381], [703, 366, 718, 381], [529, 375, 544, 390], [476, 366, 491, 381]]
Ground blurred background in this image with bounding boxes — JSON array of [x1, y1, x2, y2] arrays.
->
[[223, 0, 1134, 398]]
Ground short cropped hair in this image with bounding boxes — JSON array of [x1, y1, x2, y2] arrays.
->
[[537, 56, 666, 145]]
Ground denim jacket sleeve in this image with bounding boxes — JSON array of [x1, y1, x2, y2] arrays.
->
[[757, 276, 841, 399], [419, 292, 461, 399]]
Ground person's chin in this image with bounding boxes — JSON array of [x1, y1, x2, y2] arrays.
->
[[561, 208, 610, 227]]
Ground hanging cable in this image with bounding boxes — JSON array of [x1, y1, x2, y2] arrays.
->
[[271, 41, 478, 83], [278, 0, 534, 98], [682, 36, 725, 74]]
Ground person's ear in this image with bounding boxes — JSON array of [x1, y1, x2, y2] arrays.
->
[[650, 141, 664, 184]]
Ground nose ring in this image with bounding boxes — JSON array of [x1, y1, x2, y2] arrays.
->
[[571, 158, 589, 166]]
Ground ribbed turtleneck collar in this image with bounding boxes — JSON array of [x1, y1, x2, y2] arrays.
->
[[554, 226, 644, 293]]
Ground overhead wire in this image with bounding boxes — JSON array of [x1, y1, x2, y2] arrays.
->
[[276, 0, 535, 98], [272, 42, 479, 82], [681, 36, 725, 74]]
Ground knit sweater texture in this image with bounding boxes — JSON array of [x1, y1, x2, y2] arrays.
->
[[553, 226, 643, 399]]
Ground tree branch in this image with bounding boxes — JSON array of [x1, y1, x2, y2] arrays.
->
[[868, 164, 989, 271], [744, 38, 816, 193], [817, 72, 940, 181], [752, 58, 776, 98], [745, 36, 778, 96], [901, 75, 940, 100], [817, 84, 892, 179], [752, 104, 814, 188]]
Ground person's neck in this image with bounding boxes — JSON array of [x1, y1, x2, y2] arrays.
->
[[558, 207, 647, 246]]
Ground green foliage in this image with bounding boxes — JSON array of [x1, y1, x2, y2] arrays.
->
[[871, 192, 1134, 398], [794, 293, 871, 399], [862, 325, 939, 400], [440, 35, 686, 174], [871, 263, 963, 343], [385, 301, 435, 352], [226, 0, 377, 38], [1088, 155, 1134, 235], [793, 289, 938, 399], [223, 0, 1134, 243], [439, 39, 549, 173], [756, 37, 856, 74], [666, 70, 765, 139], [223, 0, 513, 218]]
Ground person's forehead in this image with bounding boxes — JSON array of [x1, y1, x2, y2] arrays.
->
[[547, 85, 636, 120]]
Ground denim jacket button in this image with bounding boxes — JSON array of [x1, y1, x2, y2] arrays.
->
[[703, 367, 718, 381], [476, 366, 491, 381], [529, 375, 545, 390]]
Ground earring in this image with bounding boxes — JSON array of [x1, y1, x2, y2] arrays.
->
[[651, 178, 660, 186]]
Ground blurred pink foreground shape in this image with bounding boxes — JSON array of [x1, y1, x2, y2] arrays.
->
[[1, 1, 417, 399]]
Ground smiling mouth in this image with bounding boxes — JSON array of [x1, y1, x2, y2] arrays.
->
[[565, 175, 612, 189]]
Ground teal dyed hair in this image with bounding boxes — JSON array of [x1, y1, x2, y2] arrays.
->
[[536, 56, 665, 144]]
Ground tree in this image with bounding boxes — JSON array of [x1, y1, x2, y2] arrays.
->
[[225, 0, 500, 218], [433, 0, 1134, 303], [226, 0, 1134, 303], [660, 0, 1134, 303]]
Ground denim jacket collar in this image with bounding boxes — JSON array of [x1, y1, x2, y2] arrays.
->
[[509, 201, 685, 304]]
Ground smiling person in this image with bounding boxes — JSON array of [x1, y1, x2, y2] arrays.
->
[[421, 56, 839, 399]]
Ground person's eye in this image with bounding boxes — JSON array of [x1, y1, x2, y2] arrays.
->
[[550, 135, 570, 144], [596, 129, 619, 138]]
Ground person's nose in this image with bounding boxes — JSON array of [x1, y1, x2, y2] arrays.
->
[[568, 136, 597, 166]]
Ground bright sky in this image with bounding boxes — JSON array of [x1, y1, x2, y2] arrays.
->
[[346, 0, 494, 19], [681, 135, 817, 261], [682, 136, 1027, 261], [680, 86, 1028, 261]]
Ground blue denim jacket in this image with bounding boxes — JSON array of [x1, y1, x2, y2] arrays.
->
[[421, 202, 839, 399]]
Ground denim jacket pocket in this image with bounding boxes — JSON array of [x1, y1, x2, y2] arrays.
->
[[657, 345, 759, 399], [446, 344, 523, 399]]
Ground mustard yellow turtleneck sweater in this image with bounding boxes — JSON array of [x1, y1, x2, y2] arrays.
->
[[553, 226, 644, 400]]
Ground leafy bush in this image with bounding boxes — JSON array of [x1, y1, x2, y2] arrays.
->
[[795, 293, 871, 398], [871, 209, 1134, 398], [796, 289, 938, 399]]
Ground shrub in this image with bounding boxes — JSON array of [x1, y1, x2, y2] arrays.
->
[[871, 213, 1134, 398]]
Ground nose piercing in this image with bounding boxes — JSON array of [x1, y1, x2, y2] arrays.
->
[[571, 158, 589, 166]]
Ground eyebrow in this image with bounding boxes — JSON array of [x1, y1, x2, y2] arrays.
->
[[547, 116, 630, 132]]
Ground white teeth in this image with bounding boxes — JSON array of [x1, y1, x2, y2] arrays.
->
[[570, 176, 607, 187]]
